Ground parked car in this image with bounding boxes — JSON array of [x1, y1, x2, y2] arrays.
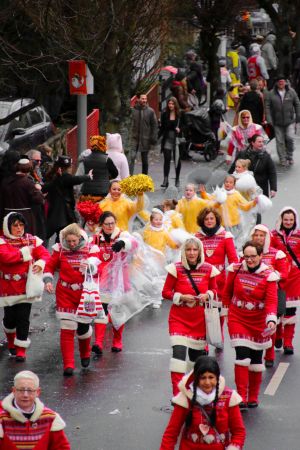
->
[[0, 98, 55, 153]]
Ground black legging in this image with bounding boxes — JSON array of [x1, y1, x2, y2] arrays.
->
[[235, 346, 263, 364], [163, 149, 181, 179], [77, 322, 90, 336], [172, 345, 206, 362], [3, 303, 32, 341]]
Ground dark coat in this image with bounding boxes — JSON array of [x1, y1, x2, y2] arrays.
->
[[171, 81, 190, 111], [81, 151, 118, 197], [265, 85, 300, 126], [239, 91, 264, 125], [0, 174, 44, 234], [158, 111, 182, 150], [186, 62, 205, 97], [42, 172, 89, 238], [229, 147, 277, 196], [131, 104, 158, 152]]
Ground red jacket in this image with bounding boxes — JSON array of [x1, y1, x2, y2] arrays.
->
[[0, 234, 49, 307], [160, 372, 245, 450], [195, 228, 238, 302], [162, 261, 219, 339], [0, 394, 70, 450]]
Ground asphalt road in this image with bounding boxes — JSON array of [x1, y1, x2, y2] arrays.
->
[[0, 132, 299, 450]]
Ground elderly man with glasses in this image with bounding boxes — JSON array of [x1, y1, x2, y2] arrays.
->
[[0, 370, 71, 449]]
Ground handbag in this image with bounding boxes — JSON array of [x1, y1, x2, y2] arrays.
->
[[205, 295, 223, 349], [262, 122, 275, 140], [278, 234, 300, 270], [76, 266, 104, 320], [26, 263, 45, 299]]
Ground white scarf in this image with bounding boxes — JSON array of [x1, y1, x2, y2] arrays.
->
[[189, 384, 216, 405], [223, 188, 236, 195], [149, 224, 165, 232]]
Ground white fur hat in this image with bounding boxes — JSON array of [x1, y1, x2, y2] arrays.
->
[[106, 133, 123, 153]]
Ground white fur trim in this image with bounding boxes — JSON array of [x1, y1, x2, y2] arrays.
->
[[2, 394, 44, 423], [77, 326, 92, 340], [0, 238, 5, 245], [226, 154, 232, 161], [225, 231, 234, 239], [234, 358, 251, 367], [275, 250, 286, 260], [186, 360, 195, 373], [2, 323, 16, 333], [286, 300, 300, 308], [35, 237, 43, 247], [249, 363, 265, 373], [52, 243, 60, 252], [210, 265, 220, 278], [0, 294, 41, 307], [231, 338, 271, 350], [229, 390, 243, 407], [282, 316, 297, 325], [50, 413, 66, 431], [227, 263, 235, 272], [121, 238, 132, 251], [33, 259, 46, 271], [173, 293, 182, 305], [20, 246, 32, 262], [14, 338, 30, 348], [170, 334, 206, 350], [89, 244, 100, 254], [172, 392, 189, 409], [94, 316, 108, 324], [56, 311, 92, 324], [169, 358, 187, 374], [60, 320, 78, 330], [267, 272, 280, 282], [43, 272, 53, 281], [266, 314, 277, 324], [226, 445, 242, 450], [166, 263, 177, 278]]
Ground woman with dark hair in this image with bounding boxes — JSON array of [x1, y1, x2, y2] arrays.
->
[[195, 207, 238, 342], [159, 97, 182, 188], [271, 207, 300, 355], [0, 212, 49, 361], [160, 356, 246, 450], [42, 155, 93, 241], [223, 241, 278, 409], [162, 237, 220, 396], [91, 211, 138, 354]]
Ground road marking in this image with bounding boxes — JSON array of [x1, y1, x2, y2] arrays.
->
[[264, 362, 290, 396]]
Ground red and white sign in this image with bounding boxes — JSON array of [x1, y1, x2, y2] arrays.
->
[[68, 60, 94, 95]]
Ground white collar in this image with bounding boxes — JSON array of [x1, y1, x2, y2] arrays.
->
[[189, 384, 216, 405], [14, 400, 36, 415], [149, 224, 165, 232]]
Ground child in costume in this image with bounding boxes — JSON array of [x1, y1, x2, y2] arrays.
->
[[163, 199, 184, 231], [177, 184, 210, 233]]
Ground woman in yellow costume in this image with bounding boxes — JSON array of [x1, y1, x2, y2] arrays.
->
[[227, 43, 241, 109], [176, 183, 210, 233]]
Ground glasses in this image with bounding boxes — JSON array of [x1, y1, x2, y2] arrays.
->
[[103, 222, 115, 227], [15, 388, 37, 394], [244, 254, 258, 260], [242, 116, 250, 119]]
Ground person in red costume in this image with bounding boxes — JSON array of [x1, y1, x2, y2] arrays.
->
[[249, 224, 289, 367], [44, 223, 100, 376], [92, 211, 138, 354], [162, 237, 219, 396], [195, 207, 238, 346], [223, 241, 278, 410], [0, 212, 49, 362], [160, 356, 246, 450], [271, 207, 300, 355], [0, 370, 70, 450]]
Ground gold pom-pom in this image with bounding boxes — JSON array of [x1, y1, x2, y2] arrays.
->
[[119, 174, 155, 197]]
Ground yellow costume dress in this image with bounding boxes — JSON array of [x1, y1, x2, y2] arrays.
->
[[176, 196, 210, 233], [99, 193, 144, 231]]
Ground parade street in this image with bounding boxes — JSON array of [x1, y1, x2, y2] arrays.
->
[[0, 136, 299, 450]]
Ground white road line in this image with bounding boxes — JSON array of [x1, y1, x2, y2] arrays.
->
[[264, 362, 290, 396]]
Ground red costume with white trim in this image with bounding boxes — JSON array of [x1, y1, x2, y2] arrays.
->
[[0, 394, 70, 450], [195, 227, 238, 304], [223, 261, 278, 350], [160, 372, 245, 450]]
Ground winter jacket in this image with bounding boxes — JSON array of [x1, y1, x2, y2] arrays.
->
[[229, 147, 277, 197], [186, 62, 205, 97], [0, 174, 44, 235], [131, 104, 158, 152], [160, 372, 245, 450], [265, 85, 300, 127], [239, 91, 264, 125], [158, 111, 182, 151], [81, 151, 118, 196], [171, 81, 190, 111], [0, 394, 70, 450], [261, 35, 278, 71]]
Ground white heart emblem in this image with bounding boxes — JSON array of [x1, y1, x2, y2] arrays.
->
[[206, 249, 214, 257], [191, 433, 198, 443], [199, 424, 209, 436], [102, 253, 111, 261]]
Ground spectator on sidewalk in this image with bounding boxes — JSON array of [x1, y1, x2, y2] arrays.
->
[[239, 79, 264, 125], [106, 133, 129, 181], [129, 93, 158, 175], [261, 34, 278, 89], [0, 370, 70, 449], [265, 75, 300, 166], [247, 44, 269, 81], [171, 72, 191, 112], [238, 45, 249, 85]]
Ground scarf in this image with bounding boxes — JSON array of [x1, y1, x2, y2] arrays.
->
[[189, 384, 216, 405], [201, 224, 220, 237], [149, 224, 165, 232], [248, 263, 261, 273]]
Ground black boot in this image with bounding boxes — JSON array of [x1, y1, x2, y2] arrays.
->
[[161, 177, 169, 188], [175, 177, 180, 188]]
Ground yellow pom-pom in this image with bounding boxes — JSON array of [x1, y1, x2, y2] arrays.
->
[[120, 174, 155, 197]]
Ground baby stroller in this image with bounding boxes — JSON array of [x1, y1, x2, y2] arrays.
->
[[185, 108, 218, 161]]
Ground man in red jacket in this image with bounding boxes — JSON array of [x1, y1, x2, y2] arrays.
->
[[0, 371, 71, 449]]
